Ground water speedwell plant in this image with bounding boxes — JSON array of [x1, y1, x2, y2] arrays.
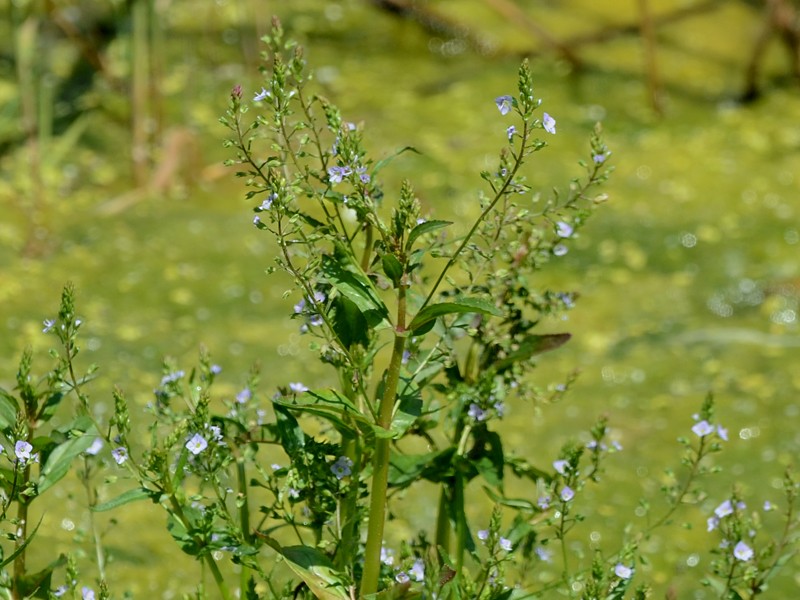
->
[[1, 16, 799, 600]]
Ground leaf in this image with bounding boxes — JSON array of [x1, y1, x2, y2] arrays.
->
[[278, 545, 351, 600], [493, 333, 571, 370], [381, 254, 404, 287], [0, 390, 18, 431], [372, 145, 421, 176], [37, 431, 98, 494], [92, 487, 160, 512], [482, 486, 536, 511], [273, 404, 305, 459], [388, 448, 456, 488], [321, 251, 390, 328], [406, 219, 452, 251], [330, 295, 370, 348], [409, 298, 502, 334], [0, 517, 42, 568]]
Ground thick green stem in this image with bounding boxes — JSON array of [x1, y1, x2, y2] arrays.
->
[[360, 288, 408, 598]]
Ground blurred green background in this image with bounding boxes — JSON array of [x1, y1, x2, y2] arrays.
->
[[1, 0, 799, 596]]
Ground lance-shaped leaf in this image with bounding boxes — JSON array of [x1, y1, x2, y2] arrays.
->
[[372, 145, 421, 176], [493, 333, 571, 371], [406, 219, 452, 251], [38, 429, 99, 494], [321, 250, 390, 328], [259, 536, 351, 600], [408, 297, 502, 335], [92, 487, 160, 512]]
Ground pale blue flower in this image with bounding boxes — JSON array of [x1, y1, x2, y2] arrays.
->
[[42, 318, 56, 333], [542, 113, 556, 134], [236, 388, 251, 403], [535, 546, 552, 562], [507, 125, 516, 140], [253, 87, 269, 102], [328, 165, 352, 184], [707, 516, 719, 531], [395, 572, 410, 584], [160, 370, 185, 386], [289, 382, 309, 393], [85, 438, 104, 456], [614, 563, 633, 579], [593, 153, 606, 163], [553, 459, 569, 475], [468, 403, 487, 422], [186, 433, 208, 455], [733, 541, 753, 561], [380, 546, 395, 566], [15, 441, 33, 461], [477, 529, 489, 541], [556, 221, 574, 238], [764, 500, 773, 511], [111, 447, 128, 465], [258, 193, 277, 211], [499, 537, 513, 552], [717, 425, 728, 441], [82, 587, 96, 600], [560, 486, 575, 502], [537, 495, 551, 510], [331, 455, 353, 479], [553, 244, 568, 256], [210, 364, 222, 375], [410, 558, 425, 582], [692, 420, 714, 437], [495, 95, 513, 115], [253, 215, 261, 226], [715, 500, 734, 519]]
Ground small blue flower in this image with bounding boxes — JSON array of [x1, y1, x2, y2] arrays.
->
[[15, 441, 33, 462], [560, 486, 575, 502], [542, 113, 556, 134], [507, 125, 516, 141], [253, 215, 261, 226], [253, 87, 270, 102], [186, 433, 208, 455], [210, 364, 222, 375], [42, 318, 56, 333], [409, 558, 425, 582], [593, 153, 606, 163], [328, 165, 353, 184], [764, 500, 773, 511], [289, 382, 309, 393], [707, 516, 719, 531], [111, 447, 128, 465], [395, 572, 410, 584], [733, 541, 753, 561], [468, 403, 487, 422], [331, 455, 353, 479], [614, 563, 633, 579], [717, 425, 728, 441], [495, 95, 513, 116], [258, 193, 277, 211], [85, 438, 104, 456], [160, 370, 185, 386], [82, 587, 96, 600], [553, 459, 569, 475], [380, 546, 395, 566], [499, 537, 513, 552], [556, 221, 574, 238], [236, 388, 252, 404], [692, 420, 714, 437], [477, 529, 489, 541], [715, 499, 734, 519], [537, 495, 551, 510], [535, 546, 552, 562], [553, 244, 568, 257]]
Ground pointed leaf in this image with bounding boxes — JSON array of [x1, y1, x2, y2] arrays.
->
[[38, 431, 98, 494], [279, 545, 351, 600], [372, 145, 421, 176], [406, 220, 452, 251], [92, 487, 160, 512], [381, 254, 404, 287], [493, 333, 571, 370], [409, 298, 502, 334], [0, 390, 19, 431], [321, 252, 390, 328]]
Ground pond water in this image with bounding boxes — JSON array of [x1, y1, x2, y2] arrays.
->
[[1, 0, 799, 596]]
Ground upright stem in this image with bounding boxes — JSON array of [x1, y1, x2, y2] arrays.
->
[[12, 464, 30, 600], [359, 286, 408, 598]]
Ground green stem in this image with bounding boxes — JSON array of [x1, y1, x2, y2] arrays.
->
[[360, 287, 408, 598], [236, 459, 251, 593]]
